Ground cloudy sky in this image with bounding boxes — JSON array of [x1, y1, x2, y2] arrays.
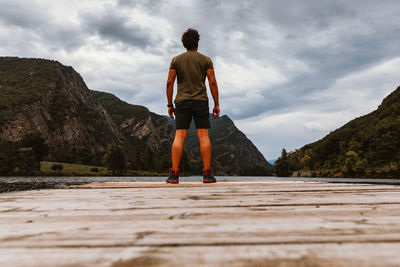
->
[[1, 0, 400, 159]]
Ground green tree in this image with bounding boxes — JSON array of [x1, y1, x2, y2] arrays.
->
[[304, 148, 317, 170], [158, 155, 171, 172], [348, 140, 361, 152], [0, 141, 17, 175], [375, 131, 397, 169], [79, 148, 93, 165], [395, 152, 400, 170], [21, 132, 49, 162], [146, 148, 154, 171], [300, 155, 311, 170], [354, 159, 368, 174], [106, 145, 126, 175], [51, 164, 63, 174], [128, 149, 143, 170], [287, 149, 302, 171], [90, 167, 99, 172], [305, 148, 313, 157], [15, 147, 39, 175], [274, 148, 290, 177], [345, 151, 359, 174]]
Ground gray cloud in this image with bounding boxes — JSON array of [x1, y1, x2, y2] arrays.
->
[[261, 0, 355, 30], [81, 9, 155, 49], [0, 1, 47, 28], [0, 0, 86, 51]]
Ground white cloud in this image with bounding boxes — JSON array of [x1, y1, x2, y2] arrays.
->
[[311, 57, 400, 115], [216, 57, 288, 96]]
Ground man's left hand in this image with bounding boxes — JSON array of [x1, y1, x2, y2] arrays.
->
[[168, 107, 175, 118], [212, 105, 220, 119]]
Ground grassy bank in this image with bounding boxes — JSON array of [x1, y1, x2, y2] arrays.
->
[[40, 161, 166, 176], [40, 161, 108, 176]]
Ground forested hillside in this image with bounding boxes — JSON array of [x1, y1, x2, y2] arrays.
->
[[275, 86, 400, 177]]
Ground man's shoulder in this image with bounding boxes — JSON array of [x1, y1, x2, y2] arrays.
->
[[195, 52, 212, 61], [172, 52, 188, 60]]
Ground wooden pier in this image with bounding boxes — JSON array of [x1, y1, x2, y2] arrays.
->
[[1, 181, 400, 266]]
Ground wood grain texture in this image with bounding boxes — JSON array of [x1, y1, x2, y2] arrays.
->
[[1, 181, 400, 266]]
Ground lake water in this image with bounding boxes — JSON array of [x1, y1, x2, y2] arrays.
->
[[1, 176, 400, 185]]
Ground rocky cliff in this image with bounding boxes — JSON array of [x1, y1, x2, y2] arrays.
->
[[92, 91, 175, 171], [0, 57, 123, 164]]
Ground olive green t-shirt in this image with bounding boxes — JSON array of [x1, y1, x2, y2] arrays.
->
[[169, 51, 214, 103]]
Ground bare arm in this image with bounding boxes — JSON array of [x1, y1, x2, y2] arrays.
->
[[207, 69, 220, 118], [166, 69, 176, 118]]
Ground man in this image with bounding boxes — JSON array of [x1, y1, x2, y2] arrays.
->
[[166, 28, 220, 184]]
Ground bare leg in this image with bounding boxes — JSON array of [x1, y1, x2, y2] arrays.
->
[[172, 129, 188, 171], [197, 129, 211, 170]]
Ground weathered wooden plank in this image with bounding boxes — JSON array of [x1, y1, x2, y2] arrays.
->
[[1, 181, 400, 266]]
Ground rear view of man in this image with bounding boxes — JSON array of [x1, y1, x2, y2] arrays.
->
[[166, 28, 220, 184]]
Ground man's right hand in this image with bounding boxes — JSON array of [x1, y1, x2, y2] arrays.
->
[[168, 107, 175, 118], [212, 105, 220, 119]]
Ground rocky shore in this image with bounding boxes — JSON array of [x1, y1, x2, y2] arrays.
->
[[0, 181, 86, 193]]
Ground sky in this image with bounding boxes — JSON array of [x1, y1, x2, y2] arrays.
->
[[1, 0, 400, 159]]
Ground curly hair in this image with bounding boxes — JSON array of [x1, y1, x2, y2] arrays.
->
[[181, 28, 200, 50]]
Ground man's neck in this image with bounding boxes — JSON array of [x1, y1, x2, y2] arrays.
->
[[187, 48, 198, 52]]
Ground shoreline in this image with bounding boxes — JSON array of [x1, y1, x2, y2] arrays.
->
[[1, 176, 399, 194], [0, 182, 88, 193]]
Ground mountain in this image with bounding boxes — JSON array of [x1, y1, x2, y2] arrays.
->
[[165, 114, 273, 176], [0, 57, 123, 164], [281, 86, 400, 177], [0, 56, 271, 176], [92, 90, 175, 171]]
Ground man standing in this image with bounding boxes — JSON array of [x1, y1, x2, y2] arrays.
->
[[166, 28, 220, 184]]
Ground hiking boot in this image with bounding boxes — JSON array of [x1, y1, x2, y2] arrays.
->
[[166, 168, 179, 184], [203, 168, 216, 183]]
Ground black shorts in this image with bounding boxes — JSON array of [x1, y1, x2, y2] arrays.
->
[[175, 100, 210, 129]]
